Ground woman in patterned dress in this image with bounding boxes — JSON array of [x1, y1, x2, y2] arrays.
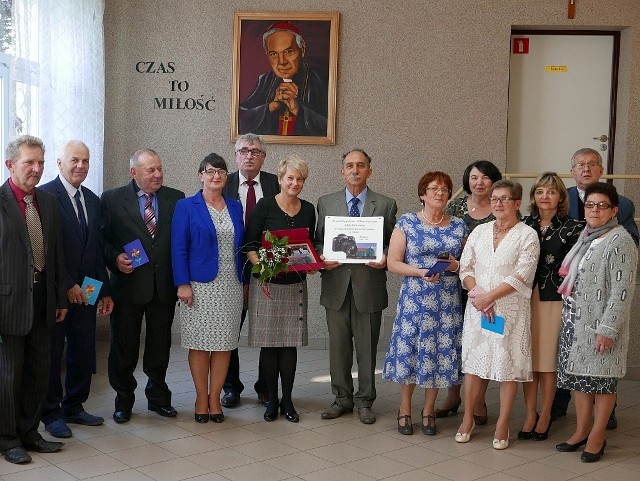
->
[[435, 160, 503, 424], [171, 153, 245, 423], [455, 180, 539, 450], [244, 155, 316, 423], [520, 173, 583, 441], [555, 183, 637, 462], [383, 172, 468, 435]]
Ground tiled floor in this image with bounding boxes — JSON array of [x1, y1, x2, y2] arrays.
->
[[2, 342, 640, 480]]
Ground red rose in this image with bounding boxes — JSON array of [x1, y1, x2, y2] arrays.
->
[[266, 251, 274, 259], [282, 257, 289, 264]]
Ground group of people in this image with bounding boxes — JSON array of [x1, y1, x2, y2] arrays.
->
[[383, 150, 637, 463], [0, 133, 635, 466]]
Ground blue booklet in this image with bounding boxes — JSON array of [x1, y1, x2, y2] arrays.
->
[[80, 276, 103, 305], [481, 314, 505, 335], [123, 239, 149, 268]]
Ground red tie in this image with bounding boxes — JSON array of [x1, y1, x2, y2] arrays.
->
[[245, 179, 256, 222]]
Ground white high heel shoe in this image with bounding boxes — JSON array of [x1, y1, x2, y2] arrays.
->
[[454, 421, 476, 443], [493, 430, 510, 450]]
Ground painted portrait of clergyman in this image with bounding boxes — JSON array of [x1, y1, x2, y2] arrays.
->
[[231, 12, 339, 145]]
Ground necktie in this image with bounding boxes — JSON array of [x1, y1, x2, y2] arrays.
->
[[349, 197, 360, 217], [24, 194, 46, 271], [74, 190, 88, 243], [144, 193, 157, 237], [245, 179, 257, 222]]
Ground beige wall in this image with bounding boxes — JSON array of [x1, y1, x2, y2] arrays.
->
[[103, 0, 640, 376]]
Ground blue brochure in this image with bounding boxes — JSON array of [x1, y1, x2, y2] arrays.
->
[[481, 314, 505, 335], [123, 239, 149, 268], [81, 276, 103, 305], [425, 260, 451, 277]]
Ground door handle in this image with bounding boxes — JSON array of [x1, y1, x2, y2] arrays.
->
[[593, 134, 608, 142]]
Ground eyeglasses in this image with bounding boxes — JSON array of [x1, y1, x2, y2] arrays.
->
[[201, 168, 227, 177], [584, 201, 613, 210], [572, 162, 601, 170], [425, 186, 450, 194], [236, 148, 265, 157], [490, 196, 515, 204]]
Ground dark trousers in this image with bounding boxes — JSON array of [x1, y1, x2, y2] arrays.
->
[[326, 283, 382, 410], [0, 282, 49, 451], [108, 291, 175, 411], [224, 308, 267, 395], [41, 303, 98, 424]]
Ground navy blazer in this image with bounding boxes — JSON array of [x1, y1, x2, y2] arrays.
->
[[39, 176, 111, 297], [568, 185, 639, 245], [171, 191, 244, 286]]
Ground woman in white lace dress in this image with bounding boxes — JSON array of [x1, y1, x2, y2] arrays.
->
[[454, 180, 539, 450]]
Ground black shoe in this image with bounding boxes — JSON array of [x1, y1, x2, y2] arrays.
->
[[113, 410, 132, 424], [473, 403, 488, 426], [264, 401, 279, 422], [550, 405, 567, 421], [280, 403, 299, 423], [434, 398, 461, 418], [421, 411, 437, 436], [195, 413, 209, 423], [397, 411, 413, 435], [209, 413, 225, 423], [221, 391, 240, 408], [24, 438, 64, 453], [532, 418, 553, 441], [45, 419, 73, 438], [518, 413, 539, 440], [64, 411, 104, 426], [3, 446, 32, 464], [257, 391, 269, 407], [581, 441, 606, 462], [606, 410, 617, 430], [556, 437, 588, 452], [148, 404, 177, 418]]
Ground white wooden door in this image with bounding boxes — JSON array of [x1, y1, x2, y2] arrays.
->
[[506, 34, 614, 193]]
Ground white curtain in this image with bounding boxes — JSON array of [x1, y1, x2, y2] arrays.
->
[[10, 0, 104, 193]]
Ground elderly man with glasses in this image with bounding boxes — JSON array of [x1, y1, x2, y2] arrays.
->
[[220, 133, 280, 408]]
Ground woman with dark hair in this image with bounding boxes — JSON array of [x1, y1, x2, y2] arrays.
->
[[520, 173, 583, 441], [435, 160, 502, 424], [383, 172, 467, 435], [455, 180, 539, 450], [171, 153, 245, 423], [555, 183, 637, 462], [244, 155, 316, 423]]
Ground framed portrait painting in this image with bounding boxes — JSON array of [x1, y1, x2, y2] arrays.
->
[[230, 11, 339, 145]]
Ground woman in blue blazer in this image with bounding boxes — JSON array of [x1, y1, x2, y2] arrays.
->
[[171, 153, 244, 423]]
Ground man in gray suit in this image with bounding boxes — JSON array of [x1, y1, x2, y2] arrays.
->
[[0, 135, 68, 464], [221, 133, 279, 407], [316, 149, 397, 424]]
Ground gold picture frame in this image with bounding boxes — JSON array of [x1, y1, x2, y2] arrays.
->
[[230, 11, 339, 145]]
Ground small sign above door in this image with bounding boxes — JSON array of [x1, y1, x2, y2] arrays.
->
[[512, 38, 529, 54]]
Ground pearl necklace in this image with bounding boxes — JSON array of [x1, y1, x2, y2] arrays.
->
[[421, 208, 445, 226]]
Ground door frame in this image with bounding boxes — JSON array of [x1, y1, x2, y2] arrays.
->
[[510, 30, 620, 175]]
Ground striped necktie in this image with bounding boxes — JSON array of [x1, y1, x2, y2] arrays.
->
[[24, 194, 46, 271], [144, 193, 157, 237]]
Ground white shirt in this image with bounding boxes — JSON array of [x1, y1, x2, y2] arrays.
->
[[59, 175, 88, 224], [237, 171, 265, 222]]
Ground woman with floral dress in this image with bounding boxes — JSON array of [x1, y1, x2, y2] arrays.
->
[[383, 171, 467, 435]]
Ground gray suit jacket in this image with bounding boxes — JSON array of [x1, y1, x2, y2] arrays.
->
[[0, 181, 67, 335], [315, 188, 397, 313]]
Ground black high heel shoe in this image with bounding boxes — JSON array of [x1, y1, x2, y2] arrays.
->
[[195, 403, 209, 423], [531, 418, 553, 441], [518, 412, 539, 440], [556, 437, 588, 452], [434, 398, 461, 418], [280, 403, 299, 423], [581, 440, 606, 462], [473, 402, 488, 426], [264, 401, 279, 422]]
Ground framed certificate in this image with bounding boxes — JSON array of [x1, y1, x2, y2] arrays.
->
[[322, 216, 384, 263], [263, 228, 323, 272]]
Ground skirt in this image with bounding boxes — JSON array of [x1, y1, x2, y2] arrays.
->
[[530, 287, 562, 372], [247, 278, 308, 347]]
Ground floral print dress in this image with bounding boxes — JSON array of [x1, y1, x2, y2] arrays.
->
[[383, 213, 468, 388]]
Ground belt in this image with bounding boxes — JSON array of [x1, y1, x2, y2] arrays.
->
[[33, 270, 44, 284]]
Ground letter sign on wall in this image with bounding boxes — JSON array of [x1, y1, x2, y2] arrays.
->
[[512, 38, 530, 54]]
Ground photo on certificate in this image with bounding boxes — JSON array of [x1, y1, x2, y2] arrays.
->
[[322, 216, 384, 263]]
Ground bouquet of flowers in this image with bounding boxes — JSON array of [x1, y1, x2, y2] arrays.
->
[[252, 230, 290, 298]]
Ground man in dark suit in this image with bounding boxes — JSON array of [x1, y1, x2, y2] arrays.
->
[[39, 141, 114, 438], [552, 147, 639, 429], [315, 149, 397, 424], [101, 148, 185, 423], [221, 133, 279, 408], [0, 135, 68, 464]]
